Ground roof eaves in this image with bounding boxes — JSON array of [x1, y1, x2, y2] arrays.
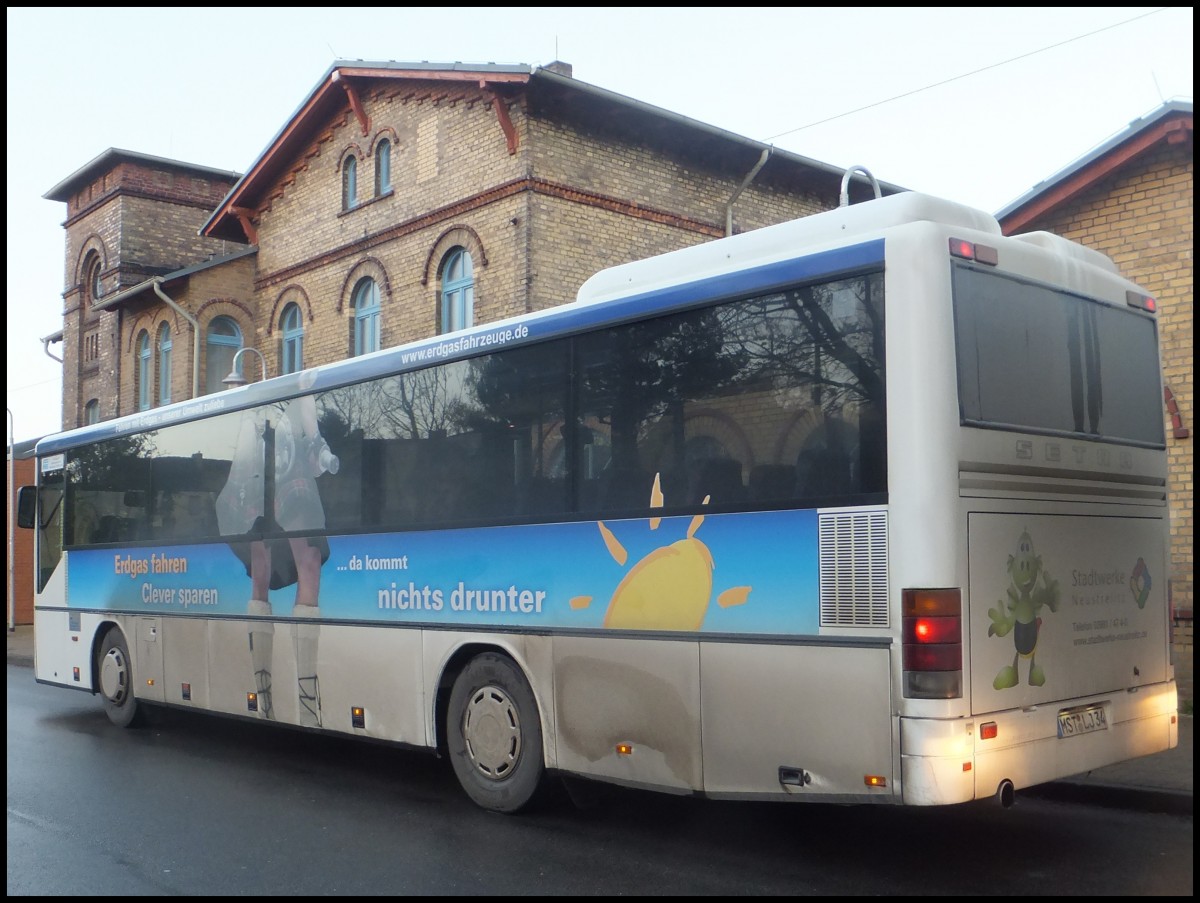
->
[[92, 246, 258, 311], [201, 61, 535, 241], [45, 148, 241, 202], [528, 66, 909, 194], [996, 100, 1193, 231]]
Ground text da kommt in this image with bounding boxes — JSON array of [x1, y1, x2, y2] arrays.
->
[[378, 582, 546, 614], [114, 553, 188, 578]]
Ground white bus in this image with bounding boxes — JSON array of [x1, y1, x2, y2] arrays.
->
[[19, 182, 1178, 813]]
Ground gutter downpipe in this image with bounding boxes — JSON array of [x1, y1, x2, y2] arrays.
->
[[152, 279, 201, 398], [41, 338, 62, 363], [725, 148, 771, 236]]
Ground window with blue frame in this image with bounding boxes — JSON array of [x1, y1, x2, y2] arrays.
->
[[205, 316, 243, 394], [342, 155, 358, 210], [375, 139, 391, 196], [440, 248, 474, 333], [281, 302, 304, 374], [158, 322, 173, 405], [136, 331, 152, 411], [353, 279, 381, 356]]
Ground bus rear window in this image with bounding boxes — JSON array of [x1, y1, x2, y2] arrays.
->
[[953, 265, 1164, 448]]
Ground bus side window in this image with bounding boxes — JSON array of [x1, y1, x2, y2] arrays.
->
[[749, 464, 797, 502], [690, 458, 746, 505], [596, 466, 653, 511], [517, 476, 567, 517]]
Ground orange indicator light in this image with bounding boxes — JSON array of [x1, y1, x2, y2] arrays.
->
[[616, 743, 634, 756], [864, 775, 887, 787]]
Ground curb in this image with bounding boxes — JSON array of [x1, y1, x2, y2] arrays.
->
[[1027, 780, 1192, 816]]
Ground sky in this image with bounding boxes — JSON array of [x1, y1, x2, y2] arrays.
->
[[5, 6, 1193, 444]]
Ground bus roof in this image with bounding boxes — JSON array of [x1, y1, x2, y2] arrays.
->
[[577, 190, 1000, 305]]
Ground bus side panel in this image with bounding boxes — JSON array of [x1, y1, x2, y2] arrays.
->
[[134, 616, 166, 704], [207, 617, 261, 717], [553, 636, 702, 792], [163, 617, 210, 708], [200, 618, 427, 741], [317, 624, 425, 741], [33, 608, 94, 690], [700, 642, 894, 800]]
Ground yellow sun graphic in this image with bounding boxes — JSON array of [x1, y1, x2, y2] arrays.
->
[[570, 474, 752, 630]]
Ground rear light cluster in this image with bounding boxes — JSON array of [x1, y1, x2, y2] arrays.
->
[[902, 588, 962, 699]]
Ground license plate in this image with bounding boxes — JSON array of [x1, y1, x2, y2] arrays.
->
[[1057, 704, 1108, 738]]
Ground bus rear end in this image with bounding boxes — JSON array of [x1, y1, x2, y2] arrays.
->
[[892, 223, 1178, 805]]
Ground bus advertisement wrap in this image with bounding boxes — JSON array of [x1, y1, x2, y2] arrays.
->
[[68, 508, 820, 635], [968, 511, 1168, 712]]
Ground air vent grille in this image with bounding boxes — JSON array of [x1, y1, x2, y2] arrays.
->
[[819, 510, 888, 627]]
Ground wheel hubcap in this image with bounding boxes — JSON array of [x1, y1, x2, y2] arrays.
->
[[99, 647, 129, 704], [462, 685, 521, 779]]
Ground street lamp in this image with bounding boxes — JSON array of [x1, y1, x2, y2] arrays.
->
[[7, 406, 14, 633], [222, 347, 268, 388]]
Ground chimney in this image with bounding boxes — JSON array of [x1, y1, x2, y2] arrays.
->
[[543, 60, 573, 78]]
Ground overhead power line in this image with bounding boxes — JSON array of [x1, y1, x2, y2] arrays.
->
[[763, 7, 1173, 142]]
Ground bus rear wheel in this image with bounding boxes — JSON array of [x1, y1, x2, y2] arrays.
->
[[97, 628, 142, 728], [447, 653, 545, 813]]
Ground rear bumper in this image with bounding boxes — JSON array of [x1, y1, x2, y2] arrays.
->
[[900, 680, 1178, 805]]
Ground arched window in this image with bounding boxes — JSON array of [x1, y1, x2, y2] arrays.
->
[[136, 331, 152, 411], [352, 278, 381, 356], [158, 322, 173, 405], [342, 156, 358, 211], [85, 253, 103, 304], [205, 316, 243, 394], [375, 139, 391, 196], [440, 248, 474, 333], [281, 302, 304, 374], [84, 399, 100, 425]]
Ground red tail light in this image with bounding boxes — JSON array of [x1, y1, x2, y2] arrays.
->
[[902, 588, 962, 699], [1126, 290, 1157, 313], [949, 238, 998, 266]]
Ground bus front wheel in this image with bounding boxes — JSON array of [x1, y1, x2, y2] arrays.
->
[[447, 653, 545, 813], [97, 628, 142, 728]]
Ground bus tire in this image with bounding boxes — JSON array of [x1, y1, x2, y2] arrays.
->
[[447, 652, 545, 813], [97, 628, 142, 728]]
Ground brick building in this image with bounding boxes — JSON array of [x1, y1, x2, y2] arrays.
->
[[42, 61, 898, 431], [997, 100, 1194, 706]]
